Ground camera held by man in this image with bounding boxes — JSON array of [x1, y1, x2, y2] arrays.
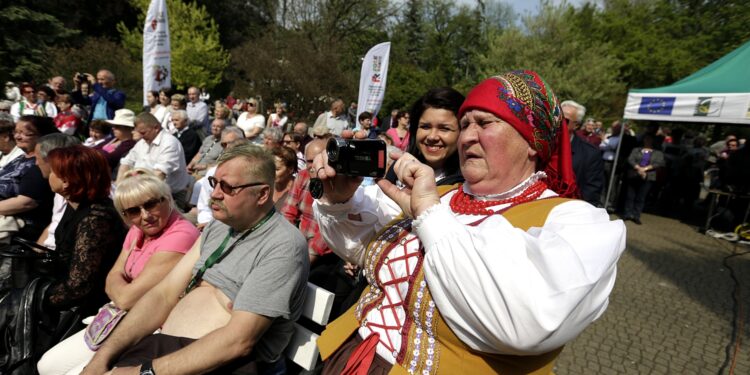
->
[[326, 137, 387, 178]]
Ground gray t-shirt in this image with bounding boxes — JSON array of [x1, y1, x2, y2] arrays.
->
[[194, 212, 309, 361]]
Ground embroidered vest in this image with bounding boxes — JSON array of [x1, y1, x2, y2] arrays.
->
[[318, 185, 570, 374]]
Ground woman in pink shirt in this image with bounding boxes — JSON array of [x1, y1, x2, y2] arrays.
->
[[38, 170, 200, 375], [386, 111, 411, 151]]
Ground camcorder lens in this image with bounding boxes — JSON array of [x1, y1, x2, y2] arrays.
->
[[326, 138, 343, 162]]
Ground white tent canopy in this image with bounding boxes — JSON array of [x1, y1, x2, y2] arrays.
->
[[623, 39, 750, 125]]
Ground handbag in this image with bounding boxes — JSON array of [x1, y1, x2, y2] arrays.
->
[[82, 234, 140, 351], [83, 302, 126, 351]]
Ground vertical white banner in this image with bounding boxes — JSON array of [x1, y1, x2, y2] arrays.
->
[[357, 42, 391, 121], [143, 0, 171, 106]]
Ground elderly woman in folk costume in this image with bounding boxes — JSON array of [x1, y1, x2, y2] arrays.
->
[[311, 70, 626, 374]]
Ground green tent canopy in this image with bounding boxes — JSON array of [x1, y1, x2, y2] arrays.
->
[[623, 39, 750, 124]]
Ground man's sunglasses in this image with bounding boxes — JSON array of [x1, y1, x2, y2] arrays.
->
[[122, 197, 165, 218], [208, 176, 265, 196]]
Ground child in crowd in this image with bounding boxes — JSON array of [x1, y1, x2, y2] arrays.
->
[[53, 93, 81, 135]]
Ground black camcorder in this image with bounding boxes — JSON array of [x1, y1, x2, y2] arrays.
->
[[308, 137, 388, 199], [326, 137, 387, 178]]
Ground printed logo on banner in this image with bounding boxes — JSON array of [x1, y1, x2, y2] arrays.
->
[[373, 56, 382, 72], [152, 65, 169, 83], [371, 56, 383, 83], [638, 97, 676, 115], [694, 96, 724, 117]]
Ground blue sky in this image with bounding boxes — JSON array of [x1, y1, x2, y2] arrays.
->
[[485, 0, 598, 15]]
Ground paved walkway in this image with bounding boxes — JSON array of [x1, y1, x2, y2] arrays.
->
[[555, 213, 750, 374]]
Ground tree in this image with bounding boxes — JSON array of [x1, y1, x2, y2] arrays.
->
[[228, 30, 356, 122], [384, 0, 490, 111], [194, 0, 277, 47], [28, 0, 138, 42], [118, 0, 229, 91], [479, 2, 625, 119], [0, 5, 75, 84], [225, 0, 396, 118], [590, 0, 750, 90]]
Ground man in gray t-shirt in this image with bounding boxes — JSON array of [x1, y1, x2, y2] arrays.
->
[[83, 144, 309, 375]]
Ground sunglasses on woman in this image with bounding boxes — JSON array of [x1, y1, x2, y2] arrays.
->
[[208, 176, 265, 196], [122, 197, 165, 218]]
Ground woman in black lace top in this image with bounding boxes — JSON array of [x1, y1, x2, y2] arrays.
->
[[45, 145, 127, 315]]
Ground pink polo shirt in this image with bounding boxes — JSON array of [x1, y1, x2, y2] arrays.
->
[[122, 212, 200, 279]]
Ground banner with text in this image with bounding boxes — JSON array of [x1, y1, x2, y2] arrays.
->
[[143, 0, 171, 106], [357, 42, 391, 122], [624, 92, 750, 125]]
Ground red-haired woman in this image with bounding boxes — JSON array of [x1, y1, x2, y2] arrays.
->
[[44, 145, 127, 316]]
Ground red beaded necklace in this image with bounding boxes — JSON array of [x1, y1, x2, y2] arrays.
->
[[449, 180, 548, 215]]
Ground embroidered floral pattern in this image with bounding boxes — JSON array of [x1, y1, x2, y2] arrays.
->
[[489, 70, 561, 162]]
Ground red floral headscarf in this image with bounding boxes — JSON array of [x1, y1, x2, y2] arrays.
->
[[458, 70, 579, 198]]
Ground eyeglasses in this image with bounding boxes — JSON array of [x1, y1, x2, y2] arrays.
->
[[247, 103, 256, 107], [208, 176, 265, 196], [121, 197, 165, 218]]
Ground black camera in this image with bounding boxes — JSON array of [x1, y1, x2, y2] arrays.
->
[[76, 73, 87, 83], [326, 138, 387, 178]]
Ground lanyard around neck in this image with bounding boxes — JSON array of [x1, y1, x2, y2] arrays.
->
[[184, 207, 275, 295]]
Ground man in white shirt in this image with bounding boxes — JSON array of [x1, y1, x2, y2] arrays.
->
[[118, 112, 192, 210], [186, 86, 209, 133], [313, 99, 349, 136]]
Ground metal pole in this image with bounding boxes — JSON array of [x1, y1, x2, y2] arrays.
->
[[604, 126, 625, 210]]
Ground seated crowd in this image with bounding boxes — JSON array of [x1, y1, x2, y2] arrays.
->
[[0, 70, 626, 375]]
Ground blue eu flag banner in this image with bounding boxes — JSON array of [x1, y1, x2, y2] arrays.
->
[[638, 97, 676, 115]]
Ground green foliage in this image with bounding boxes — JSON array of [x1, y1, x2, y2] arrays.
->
[[588, 0, 750, 89], [194, 0, 277, 47], [0, 5, 76, 83], [479, 2, 626, 120], [118, 0, 229, 91], [383, 0, 489, 112], [228, 30, 356, 122], [226, 0, 395, 119], [27, 0, 138, 41]]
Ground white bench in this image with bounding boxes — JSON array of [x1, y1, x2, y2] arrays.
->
[[285, 282, 335, 371]]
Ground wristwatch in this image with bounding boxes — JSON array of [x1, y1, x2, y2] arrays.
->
[[140, 360, 156, 375]]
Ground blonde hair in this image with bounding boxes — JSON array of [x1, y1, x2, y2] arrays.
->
[[114, 169, 174, 220]]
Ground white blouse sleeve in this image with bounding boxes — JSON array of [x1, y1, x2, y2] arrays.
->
[[313, 184, 402, 266], [414, 200, 626, 355]]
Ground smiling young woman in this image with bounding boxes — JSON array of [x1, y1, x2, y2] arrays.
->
[[407, 87, 465, 184]]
